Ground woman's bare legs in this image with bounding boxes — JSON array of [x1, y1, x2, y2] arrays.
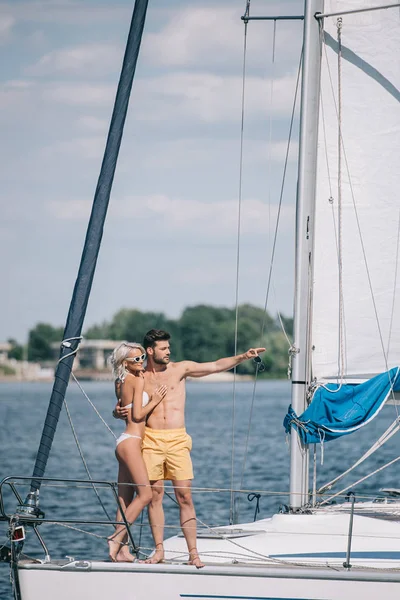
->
[[108, 439, 152, 562], [113, 462, 135, 561]]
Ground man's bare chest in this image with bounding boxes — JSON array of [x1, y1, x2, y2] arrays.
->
[[144, 371, 182, 395]]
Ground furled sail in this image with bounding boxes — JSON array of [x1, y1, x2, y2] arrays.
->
[[284, 367, 400, 443], [311, 1, 400, 381], [28, 0, 150, 495]]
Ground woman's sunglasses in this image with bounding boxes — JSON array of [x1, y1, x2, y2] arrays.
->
[[126, 353, 146, 363]]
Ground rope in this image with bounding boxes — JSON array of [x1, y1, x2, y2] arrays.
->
[[386, 211, 400, 363], [71, 372, 117, 439], [315, 20, 346, 395], [247, 493, 261, 521], [53, 521, 108, 541], [49, 518, 400, 571], [319, 23, 347, 393], [318, 416, 400, 494], [336, 17, 346, 384], [58, 336, 83, 364], [63, 398, 114, 523], [320, 453, 400, 506]]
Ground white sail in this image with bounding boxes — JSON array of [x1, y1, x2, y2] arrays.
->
[[312, 0, 400, 380]]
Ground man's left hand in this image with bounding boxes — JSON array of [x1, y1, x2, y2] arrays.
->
[[112, 399, 129, 420]]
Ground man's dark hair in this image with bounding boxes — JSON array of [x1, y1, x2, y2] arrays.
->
[[143, 329, 171, 350]]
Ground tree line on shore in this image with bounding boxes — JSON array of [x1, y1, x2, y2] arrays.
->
[[7, 304, 293, 378]]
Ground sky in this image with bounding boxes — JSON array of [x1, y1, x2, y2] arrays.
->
[[0, 0, 304, 343]]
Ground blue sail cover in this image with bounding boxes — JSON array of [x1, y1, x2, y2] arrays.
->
[[283, 368, 400, 444]]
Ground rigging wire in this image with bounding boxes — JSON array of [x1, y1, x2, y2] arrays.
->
[[315, 20, 346, 394], [318, 414, 400, 494], [63, 397, 114, 523], [387, 211, 400, 359], [320, 452, 400, 506], [238, 20, 279, 501], [266, 19, 277, 272], [257, 53, 302, 345], [319, 23, 347, 392], [71, 372, 117, 439], [336, 17, 346, 383], [238, 44, 304, 498], [230, 0, 250, 525]]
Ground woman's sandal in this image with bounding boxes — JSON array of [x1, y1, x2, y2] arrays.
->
[[143, 543, 165, 564], [188, 547, 204, 569]]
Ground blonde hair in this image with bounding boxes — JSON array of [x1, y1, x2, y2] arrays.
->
[[109, 341, 145, 381]]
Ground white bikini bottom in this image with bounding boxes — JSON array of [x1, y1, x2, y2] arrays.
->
[[116, 432, 142, 447]]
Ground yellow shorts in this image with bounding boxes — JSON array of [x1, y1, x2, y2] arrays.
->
[[142, 427, 193, 481]]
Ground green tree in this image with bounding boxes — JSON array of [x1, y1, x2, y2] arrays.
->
[[85, 309, 184, 360], [85, 321, 110, 339], [7, 338, 24, 361], [108, 309, 174, 343], [28, 323, 64, 362], [80, 303, 293, 378], [0, 364, 16, 376], [179, 305, 235, 363]]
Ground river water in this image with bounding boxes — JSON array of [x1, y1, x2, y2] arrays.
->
[[1, 380, 399, 598]]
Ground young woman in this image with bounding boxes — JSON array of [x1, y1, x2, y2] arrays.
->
[[108, 341, 166, 562]]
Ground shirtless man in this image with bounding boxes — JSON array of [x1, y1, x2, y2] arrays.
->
[[115, 329, 265, 568]]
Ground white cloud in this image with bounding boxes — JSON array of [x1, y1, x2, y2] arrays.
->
[[0, 13, 15, 42], [27, 43, 122, 76], [0, 80, 36, 109], [43, 82, 114, 106], [0, 2, 131, 25], [134, 195, 295, 237], [0, 0, 302, 341], [47, 193, 295, 238], [143, 5, 302, 69], [39, 72, 296, 123], [47, 198, 92, 220], [128, 137, 298, 171], [248, 139, 299, 164], [20, 70, 297, 124], [42, 135, 105, 160], [137, 72, 298, 123], [77, 115, 108, 133], [144, 7, 242, 68], [173, 264, 234, 287]]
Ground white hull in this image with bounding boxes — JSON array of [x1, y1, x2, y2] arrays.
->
[[18, 561, 400, 600], [17, 513, 400, 600]]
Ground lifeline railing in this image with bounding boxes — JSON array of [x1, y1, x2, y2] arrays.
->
[[2, 476, 400, 567]]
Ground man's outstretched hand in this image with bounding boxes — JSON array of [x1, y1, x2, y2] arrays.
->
[[244, 347, 266, 360]]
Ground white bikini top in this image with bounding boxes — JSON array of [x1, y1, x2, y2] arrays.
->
[[124, 391, 149, 410]]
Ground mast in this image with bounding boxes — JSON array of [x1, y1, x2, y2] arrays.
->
[[290, 0, 324, 509], [21, 0, 150, 508]]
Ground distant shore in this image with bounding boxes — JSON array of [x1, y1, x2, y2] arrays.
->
[[0, 371, 255, 383]]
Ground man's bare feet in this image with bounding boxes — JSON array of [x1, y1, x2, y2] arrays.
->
[[116, 544, 135, 562], [143, 543, 164, 564], [188, 548, 204, 569]]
